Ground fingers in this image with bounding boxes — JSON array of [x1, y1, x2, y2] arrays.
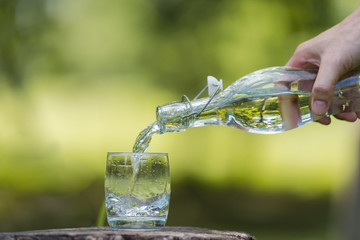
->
[[278, 94, 301, 131], [286, 40, 321, 70], [316, 113, 358, 126], [334, 112, 358, 122], [311, 58, 345, 116], [315, 113, 359, 126], [316, 116, 331, 125]]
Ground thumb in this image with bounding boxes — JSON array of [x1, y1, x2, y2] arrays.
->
[[311, 59, 344, 115]]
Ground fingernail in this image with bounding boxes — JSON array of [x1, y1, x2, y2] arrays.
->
[[312, 100, 328, 115]]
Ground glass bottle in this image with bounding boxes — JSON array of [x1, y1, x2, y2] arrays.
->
[[156, 66, 360, 134]]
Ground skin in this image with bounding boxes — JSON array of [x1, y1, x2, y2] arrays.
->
[[286, 7, 360, 125]]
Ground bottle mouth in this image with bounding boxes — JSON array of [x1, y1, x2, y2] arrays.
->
[[156, 101, 188, 121], [156, 101, 192, 133], [156, 105, 165, 134]]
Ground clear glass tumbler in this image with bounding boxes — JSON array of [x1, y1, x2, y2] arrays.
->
[[105, 152, 170, 230]]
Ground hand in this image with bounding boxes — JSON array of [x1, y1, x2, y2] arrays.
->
[[286, 7, 360, 125]]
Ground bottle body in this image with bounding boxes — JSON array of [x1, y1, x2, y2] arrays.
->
[[157, 92, 313, 134], [156, 67, 360, 134]]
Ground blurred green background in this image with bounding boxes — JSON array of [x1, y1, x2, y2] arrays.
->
[[0, 0, 359, 239]]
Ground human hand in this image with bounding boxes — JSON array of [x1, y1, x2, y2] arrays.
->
[[286, 7, 360, 125]]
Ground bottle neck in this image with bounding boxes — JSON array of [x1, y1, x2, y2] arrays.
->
[[156, 97, 213, 134]]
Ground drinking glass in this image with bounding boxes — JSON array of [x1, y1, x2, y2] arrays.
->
[[105, 152, 170, 230]]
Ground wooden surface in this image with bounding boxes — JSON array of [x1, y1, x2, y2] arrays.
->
[[0, 227, 256, 240]]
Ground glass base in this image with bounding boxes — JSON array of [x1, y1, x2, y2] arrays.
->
[[107, 216, 166, 231]]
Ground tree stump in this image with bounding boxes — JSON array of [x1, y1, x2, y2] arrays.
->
[[0, 227, 256, 240]]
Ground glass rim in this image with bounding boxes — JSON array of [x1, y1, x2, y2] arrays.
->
[[107, 152, 168, 156]]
